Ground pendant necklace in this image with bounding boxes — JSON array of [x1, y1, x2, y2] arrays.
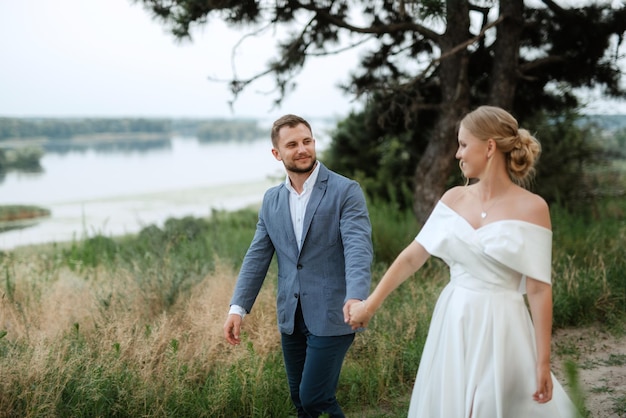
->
[[478, 184, 511, 219]]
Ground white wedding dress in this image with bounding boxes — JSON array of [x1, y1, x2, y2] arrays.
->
[[408, 201, 580, 417]]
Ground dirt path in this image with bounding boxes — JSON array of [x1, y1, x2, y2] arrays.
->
[[552, 326, 626, 418]]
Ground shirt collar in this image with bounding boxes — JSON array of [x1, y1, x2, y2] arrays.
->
[[284, 161, 321, 194]]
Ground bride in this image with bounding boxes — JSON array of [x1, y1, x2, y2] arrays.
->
[[348, 105, 580, 417]]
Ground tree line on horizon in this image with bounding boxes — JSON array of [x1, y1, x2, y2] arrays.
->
[[2, 113, 626, 140], [0, 117, 266, 143]]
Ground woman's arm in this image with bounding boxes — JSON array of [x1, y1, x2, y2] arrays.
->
[[348, 240, 430, 328], [526, 277, 554, 403]]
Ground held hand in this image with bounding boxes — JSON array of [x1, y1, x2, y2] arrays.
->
[[532, 364, 553, 403], [347, 299, 373, 330], [343, 299, 362, 324], [223, 314, 243, 346]]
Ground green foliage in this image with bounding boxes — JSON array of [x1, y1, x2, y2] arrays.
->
[[136, 216, 210, 258], [563, 360, 589, 417], [0, 205, 50, 235], [137, 0, 626, 224], [327, 106, 616, 213], [551, 198, 626, 328], [125, 216, 214, 311], [367, 197, 419, 266], [64, 235, 120, 270], [209, 346, 293, 417], [610, 128, 626, 158], [324, 102, 434, 211], [0, 117, 171, 140], [0, 117, 267, 145], [613, 394, 626, 416], [117, 211, 258, 273], [59, 211, 259, 311], [139, 1, 625, 115], [0, 146, 44, 172], [196, 119, 265, 142], [55, 364, 139, 417], [0, 205, 50, 223], [2, 258, 16, 302], [529, 110, 606, 208], [579, 115, 626, 159]]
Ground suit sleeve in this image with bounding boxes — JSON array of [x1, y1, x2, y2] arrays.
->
[[229, 201, 276, 313], [339, 181, 373, 302]]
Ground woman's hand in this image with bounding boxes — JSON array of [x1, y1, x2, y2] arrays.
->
[[347, 300, 373, 330], [532, 363, 553, 403]]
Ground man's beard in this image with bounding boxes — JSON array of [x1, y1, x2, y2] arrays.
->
[[285, 158, 316, 174]]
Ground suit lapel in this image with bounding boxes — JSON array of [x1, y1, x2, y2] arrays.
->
[[300, 164, 328, 247]]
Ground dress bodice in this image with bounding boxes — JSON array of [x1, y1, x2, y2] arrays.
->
[[415, 201, 553, 293]]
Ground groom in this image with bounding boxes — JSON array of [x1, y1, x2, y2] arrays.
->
[[223, 114, 373, 417]]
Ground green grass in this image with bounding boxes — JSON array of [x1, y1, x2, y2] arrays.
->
[[0, 195, 625, 417], [613, 394, 626, 416], [550, 197, 626, 329]]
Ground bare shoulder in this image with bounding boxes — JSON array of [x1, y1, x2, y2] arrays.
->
[[440, 186, 468, 207], [511, 187, 551, 229]]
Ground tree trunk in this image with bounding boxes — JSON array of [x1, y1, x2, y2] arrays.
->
[[412, 0, 471, 223], [489, 0, 524, 109]]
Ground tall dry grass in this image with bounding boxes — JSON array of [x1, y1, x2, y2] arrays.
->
[[0, 195, 624, 417], [0, 252, 284, 417]]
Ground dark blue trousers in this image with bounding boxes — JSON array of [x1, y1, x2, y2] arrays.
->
[[281, 303, 355, 418]]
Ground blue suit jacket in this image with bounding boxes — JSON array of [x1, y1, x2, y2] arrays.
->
[[230, 162, 373, 336]]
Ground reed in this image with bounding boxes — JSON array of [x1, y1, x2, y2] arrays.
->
[[550, 197, 626, 329], [0, 196, 624, 417]]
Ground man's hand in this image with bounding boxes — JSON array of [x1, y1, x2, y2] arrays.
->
[[223, 314, 243, 345], [343, 298, 363, 326], [347, 299, 373, 330]]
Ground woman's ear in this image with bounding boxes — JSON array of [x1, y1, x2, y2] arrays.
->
[[486, 138, 496, 158]]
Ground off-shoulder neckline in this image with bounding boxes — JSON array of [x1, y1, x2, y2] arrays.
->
[[436, 201, 552, 233]]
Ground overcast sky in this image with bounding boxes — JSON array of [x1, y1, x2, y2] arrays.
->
[[0, 0, 365, 119], [1, 0, 624, 119]]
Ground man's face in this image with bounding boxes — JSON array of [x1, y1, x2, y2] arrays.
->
[[271, 123, 317, 174]]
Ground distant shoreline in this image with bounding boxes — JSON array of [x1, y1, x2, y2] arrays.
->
[[0, 205, 51, 234], [0, 132, 171, 149], [0, 176, 278, 252]]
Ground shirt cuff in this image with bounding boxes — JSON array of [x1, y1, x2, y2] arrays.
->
[[228, 304, 247, 318]]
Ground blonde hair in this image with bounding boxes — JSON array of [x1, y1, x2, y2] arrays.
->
[[460, 105, 541, 186]]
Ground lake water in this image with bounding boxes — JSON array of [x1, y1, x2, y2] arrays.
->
[[0, 134, 329, 250]]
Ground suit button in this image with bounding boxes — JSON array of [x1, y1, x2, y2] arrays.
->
[[297, 264, 303, 270], [294, 293, 299, 298]]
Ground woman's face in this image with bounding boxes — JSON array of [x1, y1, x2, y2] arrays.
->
[[456, 124, 488, 179]]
